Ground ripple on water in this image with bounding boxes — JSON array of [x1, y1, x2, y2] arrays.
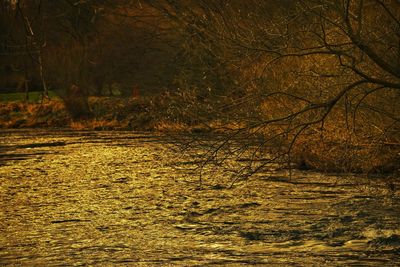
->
[[0, 130, 399, 266]]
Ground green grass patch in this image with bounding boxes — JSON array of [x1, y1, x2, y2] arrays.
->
[[0, 91, 59, 102]]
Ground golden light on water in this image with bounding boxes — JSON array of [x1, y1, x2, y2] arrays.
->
[[1, 131, 399, 265]]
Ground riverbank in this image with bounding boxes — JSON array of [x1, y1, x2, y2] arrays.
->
[[0, 97, 183, 131], [0, 97, 399, 177], [0, 90, 221, 131]]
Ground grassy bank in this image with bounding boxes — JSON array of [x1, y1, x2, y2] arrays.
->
[[0, 93, 207, 131], [0, 98, 135, 130], [0, 93, 398, 179], [0, 91, 59, 103]]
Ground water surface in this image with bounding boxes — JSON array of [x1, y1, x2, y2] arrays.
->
[[0, 130, 399, 266]]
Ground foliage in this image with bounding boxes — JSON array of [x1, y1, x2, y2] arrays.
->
[[151, 0, 400, 182], [1, 0, 399, 181], [0, 100, 69, 128]]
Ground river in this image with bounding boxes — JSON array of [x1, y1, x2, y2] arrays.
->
[[0, 130, 399, 266]]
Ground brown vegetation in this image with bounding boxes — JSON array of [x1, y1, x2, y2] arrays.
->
[[0, 100, 68, 128], [151, 0, 400, 180], [1, 0, 399, 179]]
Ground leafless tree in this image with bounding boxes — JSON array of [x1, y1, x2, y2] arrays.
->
[[157, 0, 400, 186]]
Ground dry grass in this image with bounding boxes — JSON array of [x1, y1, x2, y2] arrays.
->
[[153, 121, 188, 132], [1, 94, 398, 177], [289, 117, 400, 175], [0, 100, 69, 128], [70, 119, 124, 130]]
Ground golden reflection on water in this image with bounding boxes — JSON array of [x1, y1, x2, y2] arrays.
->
[[0, 130, 399, 266]]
